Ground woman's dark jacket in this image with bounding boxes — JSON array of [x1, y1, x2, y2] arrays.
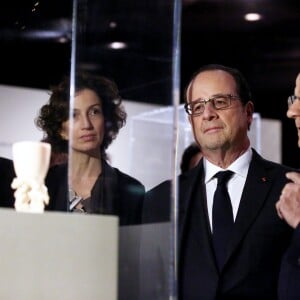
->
[[45, 161, 145, 226]]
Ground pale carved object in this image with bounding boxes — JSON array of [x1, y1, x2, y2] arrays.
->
[[11, 141, 51, 213]]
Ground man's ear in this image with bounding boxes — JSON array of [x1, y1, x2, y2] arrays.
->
[[246, 101, 254, 130]]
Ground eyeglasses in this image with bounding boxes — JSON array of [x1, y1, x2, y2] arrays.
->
[[184, 94, 240, 116], [288, 95, 300, 107]]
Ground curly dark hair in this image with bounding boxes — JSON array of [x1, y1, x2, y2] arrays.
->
[[36, 72, 127, 159]]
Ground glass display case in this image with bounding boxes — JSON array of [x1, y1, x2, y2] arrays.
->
[[72, 0, 180, 299], [0, 0, 290, 299]]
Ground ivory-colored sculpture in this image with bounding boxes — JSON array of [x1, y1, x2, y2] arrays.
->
[[11, 141, 51, 213]]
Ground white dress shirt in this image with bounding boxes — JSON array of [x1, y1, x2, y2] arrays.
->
[[204, 147, 252, 231]]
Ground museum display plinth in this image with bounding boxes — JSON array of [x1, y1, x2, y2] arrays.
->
[[0, 209, 118, 300]]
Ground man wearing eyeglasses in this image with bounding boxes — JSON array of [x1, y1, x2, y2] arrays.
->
[[144, 64, 294, 299], [276, 73, 300, 300]]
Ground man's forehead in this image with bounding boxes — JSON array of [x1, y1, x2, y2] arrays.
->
[[186, 70, 236, 101]]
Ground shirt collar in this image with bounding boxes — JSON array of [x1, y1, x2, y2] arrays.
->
[[204, 147, 252, 183]]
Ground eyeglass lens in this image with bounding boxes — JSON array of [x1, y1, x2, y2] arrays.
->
[[288, 95, 300, 106], [186, 95, 234, 115]]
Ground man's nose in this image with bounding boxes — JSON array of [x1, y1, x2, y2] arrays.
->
[[202, 101, 218, 119]]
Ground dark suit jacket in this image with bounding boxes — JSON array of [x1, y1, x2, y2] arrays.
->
[[45, 161, 145, 226], [143, 149, 294, 300], [0, 157, 15, 208], [278, 224, 300, 300]]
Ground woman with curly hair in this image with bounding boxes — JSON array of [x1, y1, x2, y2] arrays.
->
[[36, 72, 144, 225]]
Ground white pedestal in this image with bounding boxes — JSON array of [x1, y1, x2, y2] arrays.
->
[[0, 209, 118, 300]]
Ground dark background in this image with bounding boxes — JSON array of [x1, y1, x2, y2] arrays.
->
[[1, 0, 300, 167]]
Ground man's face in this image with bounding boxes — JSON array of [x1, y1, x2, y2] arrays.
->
[[187, 70, 253, 154], [287, 73, 300, 147]]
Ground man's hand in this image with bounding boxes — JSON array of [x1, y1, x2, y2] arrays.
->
[[276, 172, 300, 229]]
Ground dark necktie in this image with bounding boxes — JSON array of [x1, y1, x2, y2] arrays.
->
[[212, 170, 234, 270]]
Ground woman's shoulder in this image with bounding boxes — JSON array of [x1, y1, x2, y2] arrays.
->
[[114, 167, 141, 183], [46, 163, 68, 184], [116, 168, 143, 185], [108, 165, 145, 195], [103, 161, 142, 185]]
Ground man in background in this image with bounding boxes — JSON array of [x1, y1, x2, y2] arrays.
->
[[180, 142, 202, 173]]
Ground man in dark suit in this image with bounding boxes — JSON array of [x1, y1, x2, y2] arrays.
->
[[276, 73, 300, 300], [143, 64, 294, 299], [0, 157, 15, 207]]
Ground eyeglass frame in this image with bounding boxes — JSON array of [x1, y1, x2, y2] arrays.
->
[[184, 93, 240, 116], [288, 95, 300, 107]]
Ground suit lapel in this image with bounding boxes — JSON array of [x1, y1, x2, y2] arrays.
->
[[178, 162, 202, 242], [224, 150, 273, 266], [179, 160, 217, 271]]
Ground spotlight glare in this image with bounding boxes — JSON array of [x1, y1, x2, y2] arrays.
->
[[244, 13, 262, 22], [108, 41, 127, 50]]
